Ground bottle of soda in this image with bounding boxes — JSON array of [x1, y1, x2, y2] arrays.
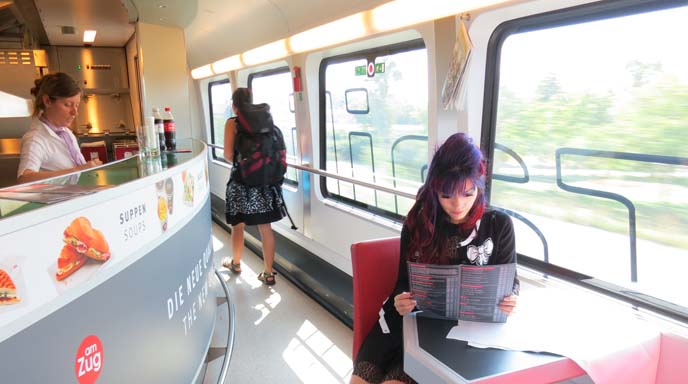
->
[[163, 107, 176, 151], [153, 107, 166, 152]]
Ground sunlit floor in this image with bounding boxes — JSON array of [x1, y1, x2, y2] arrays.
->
[[203, 222, 354, 384]]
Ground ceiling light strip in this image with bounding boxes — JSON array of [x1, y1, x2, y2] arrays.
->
[[190, 0, 509, 80]]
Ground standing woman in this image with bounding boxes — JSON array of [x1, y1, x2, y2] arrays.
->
[[351, 133, 520, 384], [222, 87, 285, 285], [17, 72, 102, 184]]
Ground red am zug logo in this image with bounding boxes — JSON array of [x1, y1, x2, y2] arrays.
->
[[75, 335, 103, 384]]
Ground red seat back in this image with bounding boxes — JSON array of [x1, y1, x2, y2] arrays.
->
[[351, 237, 400, 359]]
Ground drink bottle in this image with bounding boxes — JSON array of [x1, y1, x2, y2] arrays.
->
[[163, 107, 176, 150], [153, 107, 166, 152]]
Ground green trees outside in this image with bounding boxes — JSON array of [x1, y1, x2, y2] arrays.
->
[[492, 63, 688, 248]]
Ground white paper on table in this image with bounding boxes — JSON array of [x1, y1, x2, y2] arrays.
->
[[446, 287, 662, 384]]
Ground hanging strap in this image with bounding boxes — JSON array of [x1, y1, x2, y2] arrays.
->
[[274, 186, 298, 230]]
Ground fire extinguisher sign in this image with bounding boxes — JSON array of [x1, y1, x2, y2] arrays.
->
[[75, 335, 104, 384]]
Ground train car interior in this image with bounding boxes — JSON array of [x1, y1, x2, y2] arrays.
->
[[0, 0, 687, 383]]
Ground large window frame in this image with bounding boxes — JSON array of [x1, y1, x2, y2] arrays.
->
[[481, 0, 688, 322], [318, 39, 428, 222]]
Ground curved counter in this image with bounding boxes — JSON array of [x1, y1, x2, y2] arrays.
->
[[0, 139, 215, 384]]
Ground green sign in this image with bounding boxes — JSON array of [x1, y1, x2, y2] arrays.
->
[[355, 62, 386, 77]]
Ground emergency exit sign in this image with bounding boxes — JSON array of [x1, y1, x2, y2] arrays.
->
[[355, 62, 385, 76]]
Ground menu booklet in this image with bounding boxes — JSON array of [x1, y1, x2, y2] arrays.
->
[[0, 183, 112, 204], [408, 262, 516, 323]]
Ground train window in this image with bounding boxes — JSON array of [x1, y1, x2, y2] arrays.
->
[[208, 78, 232, 160], [345, 88, 370, 114], [249, 68, 299, 185], [488, 3, 688, 318], [320, 39, 428, 220]]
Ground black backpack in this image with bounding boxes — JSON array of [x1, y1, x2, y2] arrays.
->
[[234, 103, 287, 186]]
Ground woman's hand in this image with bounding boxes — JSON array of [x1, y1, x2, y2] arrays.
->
[[80, 159, 102, 169], [394, 292, 416, 316], [498, 294, 518, 316]]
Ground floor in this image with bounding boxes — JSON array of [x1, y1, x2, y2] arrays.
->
[[201, 222, 355, 384]]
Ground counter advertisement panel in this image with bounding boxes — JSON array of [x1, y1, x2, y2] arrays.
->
[[0, 149, 215, 383]]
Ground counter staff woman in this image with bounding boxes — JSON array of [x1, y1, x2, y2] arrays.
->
[[351, 133, 520, 384], [17, 72, 102, 184]]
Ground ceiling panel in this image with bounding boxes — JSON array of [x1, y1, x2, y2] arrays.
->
[[34, 0, 134, 46], [130, 0, 197, 29]]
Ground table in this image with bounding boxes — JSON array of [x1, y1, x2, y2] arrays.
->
[[403, 313, 585, 383]]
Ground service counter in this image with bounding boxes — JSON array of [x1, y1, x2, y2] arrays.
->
[[0, 139, 216, 383]]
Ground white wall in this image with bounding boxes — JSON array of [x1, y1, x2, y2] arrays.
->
[[137, 22, 191, 140]]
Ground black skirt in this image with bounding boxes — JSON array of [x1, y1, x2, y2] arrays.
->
[[225, 176, 285, 226]]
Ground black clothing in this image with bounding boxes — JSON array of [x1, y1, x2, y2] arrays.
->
[[224, 177, 285, 225], [354, 209, 519, 382]]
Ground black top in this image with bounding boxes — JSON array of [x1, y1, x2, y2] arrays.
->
[[392, 209, 519, 302]]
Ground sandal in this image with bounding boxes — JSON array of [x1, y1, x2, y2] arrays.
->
[[222, 258, 242, 274], [257, 272, 276, 286]]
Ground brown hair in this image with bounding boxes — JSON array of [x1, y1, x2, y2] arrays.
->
[[231, 87, 253, 115], [30, 72, 81, 117]]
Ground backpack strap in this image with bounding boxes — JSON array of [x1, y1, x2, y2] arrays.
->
[[274, 186, 298, 230], [236, 112, 253, 134]]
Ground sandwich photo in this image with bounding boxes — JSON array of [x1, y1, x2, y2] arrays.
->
[[0, 268, 21, 305], [0, 269, 21, 305], [63, 217, 111, 262], [55, 245, 88, 281], [55, 216, 111, 282]]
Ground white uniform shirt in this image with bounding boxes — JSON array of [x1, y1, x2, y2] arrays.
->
[[17, 118, 85, 178]]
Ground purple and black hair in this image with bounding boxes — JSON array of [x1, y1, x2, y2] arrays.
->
[[404, 133, 486, 264]]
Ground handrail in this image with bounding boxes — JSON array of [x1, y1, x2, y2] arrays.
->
[[326, 91, 341, 195], [491, 206, 549, 263], [348, 131, 378, 205], [556, 147, 688, 283], [287, 126, 298, 184], [206, 142, 416, 200], [209, 141, 552, 265], [493, 143, 530, 183], [391, 134, 427, 214], [214, 269, 236, 384]]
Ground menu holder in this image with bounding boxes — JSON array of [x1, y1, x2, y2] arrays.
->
[[408, 262, 516, 323]]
